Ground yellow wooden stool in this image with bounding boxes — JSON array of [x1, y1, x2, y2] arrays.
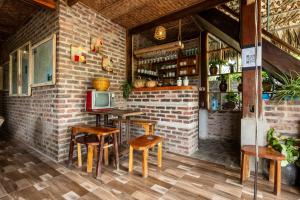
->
[[128, 135, 163, 178]]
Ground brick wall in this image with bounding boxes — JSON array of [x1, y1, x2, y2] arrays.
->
[[0, 0, 127, 161], [127, 87, 199, 155], [0, 8, 59, 159], [55, 0, 127, 161], [263, 100, 300, 138], [207, 111, 242, 140]]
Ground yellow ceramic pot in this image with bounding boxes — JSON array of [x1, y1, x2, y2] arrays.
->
[[92, 77, 110, 91]]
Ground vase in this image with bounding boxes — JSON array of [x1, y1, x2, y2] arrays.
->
[[209, 66, 218, 75], [219, 80, 227, 92], [281, 163, 298, 185]]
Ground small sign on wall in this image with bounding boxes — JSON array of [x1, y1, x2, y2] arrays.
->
[[242, 46, 262, 68]]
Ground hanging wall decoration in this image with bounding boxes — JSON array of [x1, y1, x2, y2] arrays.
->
[[102, 56, 113, 72], [71, 45, 86, 63], [91, 37, 104, 53]]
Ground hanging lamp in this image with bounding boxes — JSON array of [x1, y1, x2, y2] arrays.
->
[[154, 25, 166, 40]]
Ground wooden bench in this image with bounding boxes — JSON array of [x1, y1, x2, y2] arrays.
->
[[68, 125, 119, 178], [241, 145, 285, 195], [128, 135, 163, 178]]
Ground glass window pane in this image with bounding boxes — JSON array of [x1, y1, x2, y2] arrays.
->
[[33, 37, 54, 84], [11, 52, 18, 95], [20, 44, 30, 94]]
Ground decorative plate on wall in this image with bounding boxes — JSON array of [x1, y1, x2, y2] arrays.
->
[[71, 45, 86, 63], [102, 56, 113, 72], [91, 37, 104, 53]]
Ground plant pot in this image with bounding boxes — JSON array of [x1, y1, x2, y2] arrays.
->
[[209, 65, 218, 75], [223, 102, 236, 110], [282, 163, 298, 185], [262, 81, 272, 92], [219, 81, 227, 92], [238, 83, 242, 92]]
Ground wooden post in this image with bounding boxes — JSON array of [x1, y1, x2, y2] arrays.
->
[[126, 31, 133, 83], [199, 31, 208, 109], [240, 0, 262, 118], [157, 142, 162, 168]]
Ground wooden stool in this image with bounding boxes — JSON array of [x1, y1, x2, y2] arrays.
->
[[128, 135, 163, 178], [112, 119, 157, 143], [68, 125, 119, 178], [240, 145, 285, 195]]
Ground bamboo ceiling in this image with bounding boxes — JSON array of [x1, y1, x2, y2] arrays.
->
[[226, 0, 300, 49], [79, 0, 206, 29]]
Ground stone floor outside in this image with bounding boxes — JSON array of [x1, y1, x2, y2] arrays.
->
[[0, 135, 299, 200]]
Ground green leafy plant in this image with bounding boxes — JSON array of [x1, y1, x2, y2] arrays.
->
[[272, 72, 300, 102], [224, 92, 239, 104], [262, 71, 271, 82], [267, 128, 300, 167], [120, 81, 133, 100], [217, 74, 228, 82], [209, 59, 226, 67], [231, 73, 242, 82]]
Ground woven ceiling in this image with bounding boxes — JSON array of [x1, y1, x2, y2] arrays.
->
[[79, 0, 205, 29], [226, 0, 300, 49]]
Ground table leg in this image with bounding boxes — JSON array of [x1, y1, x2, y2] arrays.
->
[[113, 132, 119, 170], [274, 160, 281, 195], [129, 145, 133, 173], [157, 142, 162, 168], [269, 160, 275, 183], [240, 152, 249, 184], [96, 136, 105, 179], [118, 116, 122, 144], [96, 114, 100, 126], [126, 117, 130, 144], [68, 132, 75, 166], [104, 114, 109, 126], [87, 145, 94, 173], [77, 144, 82, 168], [142, 149, 149, 178]]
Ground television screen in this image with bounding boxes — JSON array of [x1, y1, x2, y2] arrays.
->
[[94, 92, 110, 107]]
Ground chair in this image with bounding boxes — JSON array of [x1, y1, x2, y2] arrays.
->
[[240, 145, 285, 195], [128, 135, 163, 178]]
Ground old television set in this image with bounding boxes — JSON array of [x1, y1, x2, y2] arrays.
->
[[86, 90, 114, 111]]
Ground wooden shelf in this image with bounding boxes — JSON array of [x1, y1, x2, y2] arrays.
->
[[208, 72, 242, 76], [207, 47, 232, 53], [208, 91, 242, 93], [158, 68, 177, 71]]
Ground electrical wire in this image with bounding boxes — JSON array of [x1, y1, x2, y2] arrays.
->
[[254, 0, 260, 199]]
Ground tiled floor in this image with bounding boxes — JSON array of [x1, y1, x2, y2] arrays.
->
[[191, 139, 240, 168], [0, 135, 299, 200]]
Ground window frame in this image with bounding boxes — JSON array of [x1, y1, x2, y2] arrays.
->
[[9, 42, 32, 96], [31, 34, 56, 87]]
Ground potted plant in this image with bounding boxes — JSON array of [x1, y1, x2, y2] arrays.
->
[[121, 81, 133, 100], [273, 72, 300, 102], [262, 71, 272, 92], [209, 59, 226, 75], [223, 92, 239, 110], [217, 74, 228, 92], [231, 73, 242, 92], [267, 128, 300, 185]]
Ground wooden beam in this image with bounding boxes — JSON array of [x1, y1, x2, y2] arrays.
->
[[0, 25, 15, 34], [0, 0, 5, 8], [129, 0, 231, 34], [240, 0, 262, 118], [22, 0, 56, 10], [67, 0, 79, 6]]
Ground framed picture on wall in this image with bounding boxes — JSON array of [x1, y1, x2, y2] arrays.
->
[[31, 34, 56, 87]]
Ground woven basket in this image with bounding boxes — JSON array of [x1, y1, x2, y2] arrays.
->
[[92, 77, 110, 91]]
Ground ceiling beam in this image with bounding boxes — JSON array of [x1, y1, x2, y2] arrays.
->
[[0, 25, 15, 34], [67, 0, 79, 6], [22, 0, 56, 10], [129, 0, 231, 34], [0, 0, 5, 8]]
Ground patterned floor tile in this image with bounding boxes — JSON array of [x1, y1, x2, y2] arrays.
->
[[33, 182, 49, 191], [62, 191, 80, 200], [15, 179, 31, 191], [39, 173, 53, 181], [151, 184, 168, 194], [80, 181, 99, 192]]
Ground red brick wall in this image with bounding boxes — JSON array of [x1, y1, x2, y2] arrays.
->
[[263, 100, 300, 138], [0, 0, 127, 161], [127, 87, 199, 155]]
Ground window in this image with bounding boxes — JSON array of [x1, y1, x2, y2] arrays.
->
[[9, 42, 31, 96], [31, 34, 56, 86]]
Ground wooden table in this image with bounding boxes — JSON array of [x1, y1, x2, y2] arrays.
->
[[86, 108, 144, 144], [240, 145, 285, 195], [68, 125, 119, 178]]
